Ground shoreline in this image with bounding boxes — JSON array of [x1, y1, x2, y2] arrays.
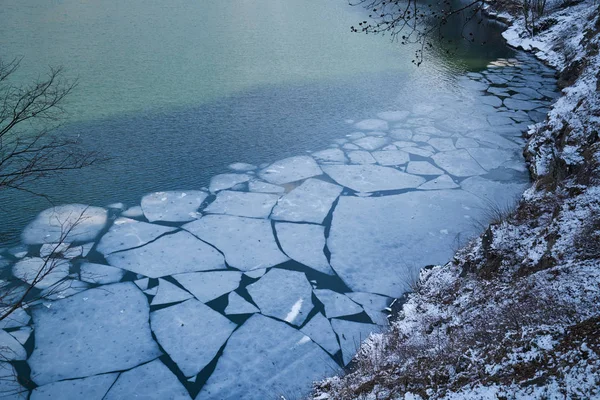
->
[[313, 0, 600, 398]]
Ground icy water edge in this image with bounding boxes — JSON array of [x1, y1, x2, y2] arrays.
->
[[0, 54, 560, 399]]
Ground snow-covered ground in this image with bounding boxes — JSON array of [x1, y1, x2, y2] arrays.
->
[[313, 1, 600, 399]]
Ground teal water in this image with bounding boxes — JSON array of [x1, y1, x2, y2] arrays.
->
[[0, 0, 513, 246]]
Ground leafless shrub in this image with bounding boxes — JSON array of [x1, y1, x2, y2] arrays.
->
[[0, 57, 104, 197]]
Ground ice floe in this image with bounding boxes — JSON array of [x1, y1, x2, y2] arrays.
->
[[204, 190, 279, 219], [246, 269, 313, 326], [348, 151, 376, 164], [406, 161, 444, 176], [8, 327, 32, 346], [28, 283, 161, 385], [228, 162, 257, 172], [31, 373, 118, 400], [174, 271, 242, 303], [312, 148, 347, 164], [151, 299, 236, 377], [331, 319, 381, 365], [271, 179, 342, 224], [432, 149, 487, 177], [258, 156, 322, 185], [275, 223, 333, 275], [141, 191, 207, 222], [198, 314, 337, 400], [466, 148, 517, 171], [328, 191, 485, 297], [12, 257, 70, 290], [80, 263, 125, 285], [313, 289, 363, 318], [22, 205, 108, 245], [150, 279, 193, 305], [121, 206, 144, 218], [225, 292, 259, 315], [209, 173, 252, 193], [247, 180, 285, 194], [300, 312, 340, 355], [353, 136, 388, 151], [0, 330, 26, 360], [371, 150, 410, 166], [418, 174, 460, 190], [97, 218, 176, 255], [354, 119, 389, 131], [323, 165, 425, 193], [184, 215, 288, 271], [106, 231, 225, 278], [377, 111, 410, 121], [104, 360, 190, 400]]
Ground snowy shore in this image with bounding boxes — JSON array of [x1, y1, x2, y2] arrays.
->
[[313, 1, 600, 398]]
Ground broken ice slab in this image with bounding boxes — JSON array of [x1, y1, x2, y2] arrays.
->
[[198, 314, 338, 400], [353, 136, 388, 151], [346, 292, 390, 311], [225, 292, 259, 315], [300, 312, 340, 356], [173, 270, 242, 303], [354, 119, 389, 131], [371, 150, 410, 166], [406, 161, 444, 176], [104, 360, 191, 400], [258, 156, 322, 185], [328, 191, 486, 297], [141, 191, 207, 222], [28, 282, 161, 385], [460, 176, 529, 208], [0, 362, 26, 398], [121, 205, 144, 218], [311, 148, 348, 164], [347, 151, 377, 165], [150, 278, 193, 306], [417, 175, 460, 190], [0, 330, 26, 361], [271, 178, 342, 224], [275, 223, 334, 275], [432, 149, 487, 177], [466, 148, 517, 171], [106, 231, 225, 278], [12, 257, 69, 290], [228, 162, 257, 172], [246, 269, 313, 327], [22, 204, 108, 245], [96, 218, 176, 255], [203, 190, 279, 219], [323, 165, 425, 193], [331, 319, 381, 365], [184, 215, 289, 271], [80, 262, 125, 285], [248, 180, 285, 194], [313, 289, 363, 318], [377, 110, 410, 121], [428, 138, 456, 152], [151, 299, 236, 377], [209, 173, 252, 193], [7, 327, 32, 346], [30, 373, 118, 400]]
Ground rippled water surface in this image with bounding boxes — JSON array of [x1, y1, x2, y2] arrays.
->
[[0, 0, 514, 242]]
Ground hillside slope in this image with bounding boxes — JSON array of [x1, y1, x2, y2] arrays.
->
[[313, 1, 600, 398]]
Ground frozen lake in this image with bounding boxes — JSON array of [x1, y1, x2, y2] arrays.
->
[[0, 0, 558, 399]]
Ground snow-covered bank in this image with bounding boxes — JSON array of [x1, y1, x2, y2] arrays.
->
[[312, 1, 600, 398]]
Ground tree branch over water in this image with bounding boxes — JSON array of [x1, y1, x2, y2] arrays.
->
[[349, 0, 487, 65], [0, 57, 105, 195]]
